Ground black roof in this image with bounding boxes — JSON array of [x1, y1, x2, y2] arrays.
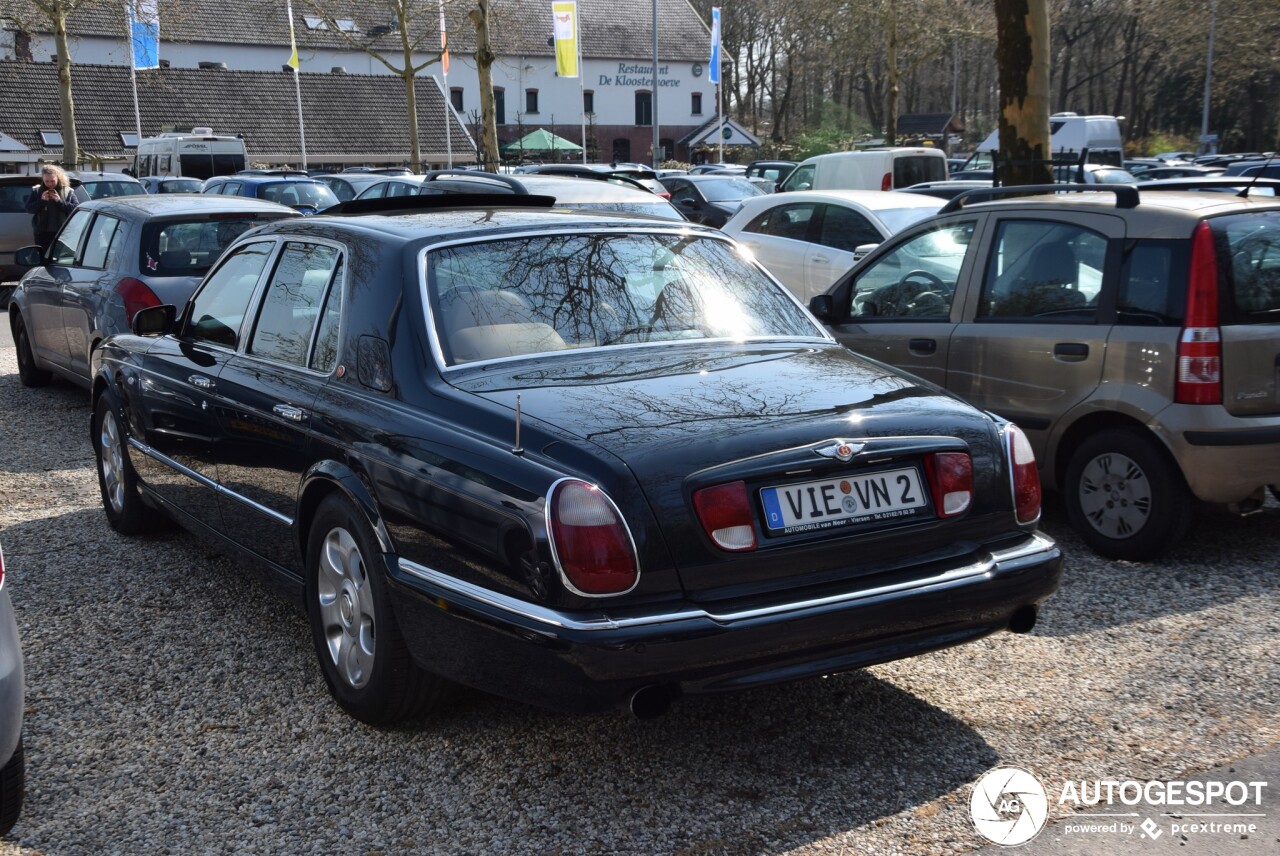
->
[[0, 59, 468, 162]]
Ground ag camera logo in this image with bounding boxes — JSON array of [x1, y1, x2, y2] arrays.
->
[[971, 765, 1050, 846]]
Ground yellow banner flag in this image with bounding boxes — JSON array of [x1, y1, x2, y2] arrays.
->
[[285, 0, 300, 71], [552, 1, 578, 79]]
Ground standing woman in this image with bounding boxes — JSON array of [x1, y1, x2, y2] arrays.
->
[[24, 164, 78, 254]]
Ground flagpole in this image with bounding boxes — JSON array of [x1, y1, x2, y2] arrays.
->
[[124, 2, 143, 157], [718, 82, 724, 164], [439, 0, 452, 168], [285, 0, 306, 170], [577, 18, 586, 165]]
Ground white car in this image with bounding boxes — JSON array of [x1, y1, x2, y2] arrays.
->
[[721, 190, 944, 302]]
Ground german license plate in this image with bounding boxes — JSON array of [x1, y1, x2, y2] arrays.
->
[[760, 467, 930, 534]]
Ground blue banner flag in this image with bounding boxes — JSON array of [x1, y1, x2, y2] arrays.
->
[[708, 6, 721, 84], [127, 0, 159, 70]]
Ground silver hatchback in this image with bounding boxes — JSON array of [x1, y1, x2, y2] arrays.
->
[[813, 182, 1280, 559], [9, 195, 298, 388]]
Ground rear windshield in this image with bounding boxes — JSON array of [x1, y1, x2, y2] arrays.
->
[[140, 216, 286, 277], [0, 183, 29, 213], [157, 179, 203, 193], [82, 181, 145, 199], [893, 156, 946, 187], [258, 182, 338, 208], [1211, 211, 1280, 324]]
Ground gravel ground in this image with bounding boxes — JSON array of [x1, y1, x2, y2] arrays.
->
[[0, 330, 1276, 855]]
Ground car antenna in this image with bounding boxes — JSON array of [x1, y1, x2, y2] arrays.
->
[[512, 393, 524, 456], [1238, 151, 1279, 198]]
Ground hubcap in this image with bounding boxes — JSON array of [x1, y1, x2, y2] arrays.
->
[[98, 409, 126, 514], [1078, 452, 1151, 540], [316, 526, 375, 689]]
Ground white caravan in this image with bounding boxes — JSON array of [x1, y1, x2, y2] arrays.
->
[[133, 128, 247, 181]]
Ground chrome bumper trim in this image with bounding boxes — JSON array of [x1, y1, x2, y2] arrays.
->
[[397, 531, 1059, 633]]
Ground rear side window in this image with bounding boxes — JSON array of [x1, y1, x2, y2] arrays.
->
[[142, 217, 284, 276], [1211, 211, 1280, 324], [978, 220, 1105, 321], [894, 156, 946, 188], [185, 241, 275, 349], [1117, 240, 1187, 326], [82, 214, 122, 269]]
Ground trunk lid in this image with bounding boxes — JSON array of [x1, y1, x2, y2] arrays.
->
[[452, 343, 1014, 598]]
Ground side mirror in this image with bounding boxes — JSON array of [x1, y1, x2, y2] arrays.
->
[[14, 246, 42, 267], [853, 243, 880, 260], [132, 304, 177, 336], [808, 294, 835, 321], [677, 198, 697, 209]]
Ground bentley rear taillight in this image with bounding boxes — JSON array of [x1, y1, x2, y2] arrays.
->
[[547, 479, 638, 596], [924, 452, 973, 517], [1005, 424, 1042, 524], [115, 277, 162, 325], [692, 480, 757, 551]]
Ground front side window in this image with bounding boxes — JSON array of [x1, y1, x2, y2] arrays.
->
[[250, 242, 342, 366], [51, 209, 93, 265], [978, 220, 1106, 321], [81, 214, 121, 269], [427, 233, 822, 366], [185, 241, 275, 349], [849, 220, 976, 319], [781, 163, 815, 192]]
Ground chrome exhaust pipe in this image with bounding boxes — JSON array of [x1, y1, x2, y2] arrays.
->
[[1008, 605, 1039, 634], [627, 685, 675, 720]]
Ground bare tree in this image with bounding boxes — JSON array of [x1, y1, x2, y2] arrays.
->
[[4, 0, 116, 166], [304, 0, 450, 171], [467, 0, 500, 170]]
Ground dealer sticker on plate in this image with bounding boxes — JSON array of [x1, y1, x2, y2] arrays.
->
[[760, 467, 930, 535]]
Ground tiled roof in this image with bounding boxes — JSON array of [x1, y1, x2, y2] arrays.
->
[[897, 113, 963, 135], [677, 116, 761, 148], [0, 0, 712, 63], [0, 59, 470, 161]]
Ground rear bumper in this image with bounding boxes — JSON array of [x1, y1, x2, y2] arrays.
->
[[387, 531, 1063, 713], [1154, 405, 1280, 502]]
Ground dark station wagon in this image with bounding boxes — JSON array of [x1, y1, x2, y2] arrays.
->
[[90, 194, 1062, 723]]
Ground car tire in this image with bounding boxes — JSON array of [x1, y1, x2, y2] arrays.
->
[[11, 315, 50, 388], [93, 395, 160, 535], [306, 494, 449, 725], [1064, 428, 1193, 561], [0, 737, 24, 837]]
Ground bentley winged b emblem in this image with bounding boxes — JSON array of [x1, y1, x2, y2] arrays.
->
[[814, 440, 866, 462]]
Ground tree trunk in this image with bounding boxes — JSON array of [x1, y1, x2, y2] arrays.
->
[[53, 6, 78, 167], [469, 0, 500, 171], [397, 19, 422, 172], [994, 0, 1052, 186], [884, 3, 898, 145]]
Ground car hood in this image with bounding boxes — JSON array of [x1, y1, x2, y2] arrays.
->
[[451, 343, 1010, 596]]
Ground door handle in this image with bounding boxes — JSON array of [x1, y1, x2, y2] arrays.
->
[[811, 255, 830, 264], [1053, 342, 1089, 360], [188, 375, 215, 390], [273, 404, 306, 422], [909, 338, 937, 355]]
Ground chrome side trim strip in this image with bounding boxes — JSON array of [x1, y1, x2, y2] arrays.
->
[[129, 438, 293, 527], [396, 531, 1059, 633]]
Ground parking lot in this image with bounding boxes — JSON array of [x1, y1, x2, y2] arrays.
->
[[0, 319, 1276, 855]]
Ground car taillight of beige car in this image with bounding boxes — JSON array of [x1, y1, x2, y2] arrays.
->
[[811, 182, 1280, 560]]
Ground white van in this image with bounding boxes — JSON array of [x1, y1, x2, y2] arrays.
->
[[967, 113, 1124, 169], [133, 128, 248, 181], [777, 148, 948, 193]]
